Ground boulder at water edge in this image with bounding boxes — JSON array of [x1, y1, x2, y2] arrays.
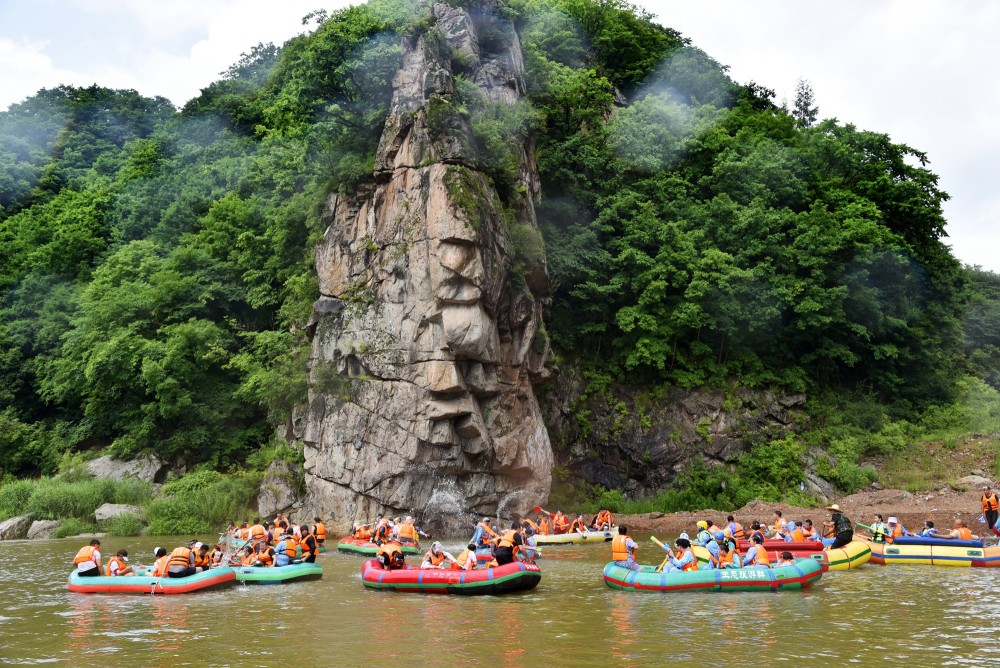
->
[[0, 515, 33, 540], [27, 520, 60, 540], [258, 460, 301, 518], [954, 475, 993, 491]]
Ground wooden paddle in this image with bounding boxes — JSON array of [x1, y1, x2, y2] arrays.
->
[[650, 536, 672, 572]]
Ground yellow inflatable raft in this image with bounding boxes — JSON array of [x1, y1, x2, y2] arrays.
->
[[824, 540, 871, 570], [532, 528, 615, 546]]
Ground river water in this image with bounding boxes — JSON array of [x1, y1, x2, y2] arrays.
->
[[1, 534, 995, 666]]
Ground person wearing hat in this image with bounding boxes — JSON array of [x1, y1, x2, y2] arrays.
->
[[982, 486, 999, 533], [826, 504, 854, 549], [885, 516, 910, 543], [784, 521, 805, 542], [695, 520, 713, 547], [472, 517, 497, 548], [150, 547, 169, 576], [659, 537, 697, 572]]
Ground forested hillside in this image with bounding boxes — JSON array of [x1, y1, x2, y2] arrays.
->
[[1, 0, 998, 505]]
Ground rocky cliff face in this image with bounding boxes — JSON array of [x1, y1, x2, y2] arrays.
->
[[299, 2, 552, 531]]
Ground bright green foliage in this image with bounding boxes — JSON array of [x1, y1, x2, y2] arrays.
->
[[146, 471, 260, 536]]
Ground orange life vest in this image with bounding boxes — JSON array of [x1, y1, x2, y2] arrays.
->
[[168, 547, 193, 569], [984, 493, 999, 512], [497, 529, 518, 550], [152, 555, 169, 576], [596, 510, 614, 527], [773, 518, 786, 534], [719, 551, 735, 568], [357, 526, 373, 541], [751, 545, 771, 568], [300, 534, 316, 558], [790, 528, 805, 542], [522, 518, 540, 533], [398, 523, 416, 541], [73, 545, 99, 566], [678, 547, 698, 572], [377, 543, 403, 563], [105, 555, 128, 576], [453, 548, 475, 569], [958, 527, 973, 540], [250, 524, 265, 540], [257, 547, 274, 565], [210, 549, 223, 565], [424, 550, 446, 567], [314, 522, 326, 542], [553, 514, 569, 533], [732, 522, 746, 539], [570, 519, 586, 533], [611, 534, 633, 562], [283, 538, 299, 558], [538, 519, 550, 535]]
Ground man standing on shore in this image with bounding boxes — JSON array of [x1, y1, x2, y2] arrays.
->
[[982, 486, 999, 533]]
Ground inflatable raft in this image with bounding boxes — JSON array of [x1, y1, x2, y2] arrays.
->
[[336, 537, 421, 556], [532, 529, 614, 546], [603, 558, 823, 592], [824, 540, 871, 570], [868, 535, 1000, 567], [474, 545, 541, 562], [696, 542, 830, 571], [234, 562, 323, 584], [361, 559, 541, 595], [68, 567, 236, 594]]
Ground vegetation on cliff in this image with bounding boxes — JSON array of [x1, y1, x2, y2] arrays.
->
[[0, 0, 998, 513]]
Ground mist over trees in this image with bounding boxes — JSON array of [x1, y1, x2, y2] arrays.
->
[[0, 0, 995, 479]]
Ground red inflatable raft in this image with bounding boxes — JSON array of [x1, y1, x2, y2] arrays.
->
[[361, 559, 541, 595]]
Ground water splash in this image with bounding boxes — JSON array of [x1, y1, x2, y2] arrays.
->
[[424, 479, 468, 516], [496, 489, 528, 525]]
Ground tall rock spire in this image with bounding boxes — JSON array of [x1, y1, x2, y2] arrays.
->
[[302, 1, 552, 529]]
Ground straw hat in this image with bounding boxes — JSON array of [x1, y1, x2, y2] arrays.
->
[[825, 504, 841, 512]]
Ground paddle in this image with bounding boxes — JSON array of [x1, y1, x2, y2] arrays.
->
[[650, 536, 672, 573]]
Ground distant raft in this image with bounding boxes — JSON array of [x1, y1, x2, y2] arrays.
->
[[824, 540, 871, 570], [532, 529, 615, 546], [602, 558, 823, 593], [868, 535, 1000, 567], [234, 562, 323, 584], [361, 559, 542, 595], [337, 536, 421, 556], [67, 567, 236, 594]]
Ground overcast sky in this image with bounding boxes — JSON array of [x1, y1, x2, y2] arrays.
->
[[1, 0, 997, 271]]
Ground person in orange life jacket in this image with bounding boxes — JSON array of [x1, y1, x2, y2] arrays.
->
[[73, 539, 102, 577], [493, 523, 524, 565], [801, 519, 821, 541], [421, 541, 458, 569], [471, 517, 498, 548], [726, 515, 745, 540], [885, 516, 910, 543], [552, 511, 569, 534], [104, 548, 134, 576], [298, 525, 318, 563], [611, 525, 639, 571], [377, 542, 405, 570], [982, 486, 1000, 532], [191, 542, 211, 570], [748, 521, 766, 543], [660, 537, 697, 572], [249, 518, 266, 542], [537, 515, 551, 535], [453, 543, 479, 571], [718, 542, 740, 569], [783, 522, 805, 542], [742, 534, 771, 568], [521, 517, 541, 534], [591, 509, 614, 531], [208, 544, 225, 567], [151, 547, 169, 576], [772, 510, 786, 536], [569, 515, 587, 533], [252, 540, 276, 567], [167, 543, 198, 578], [937, 519, 977, 540], [275, 533, 301, 567], [240, 544, 258, 566], [312, 517, 327, 546], [396, 516, 421, 546], [776, 551, 795, 566]]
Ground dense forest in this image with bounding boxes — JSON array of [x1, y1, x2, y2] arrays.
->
[[2, 0, 999, 510]]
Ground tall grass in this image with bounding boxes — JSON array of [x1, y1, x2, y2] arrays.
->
[[0, 477, 153, 521], [146, 471, 260, 536]]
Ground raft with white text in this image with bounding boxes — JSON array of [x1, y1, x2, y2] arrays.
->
[[602, 558, 823, 592], [361, 559, 541, 594]]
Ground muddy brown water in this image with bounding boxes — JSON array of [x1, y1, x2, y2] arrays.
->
[[1, 534, 996, 666]]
